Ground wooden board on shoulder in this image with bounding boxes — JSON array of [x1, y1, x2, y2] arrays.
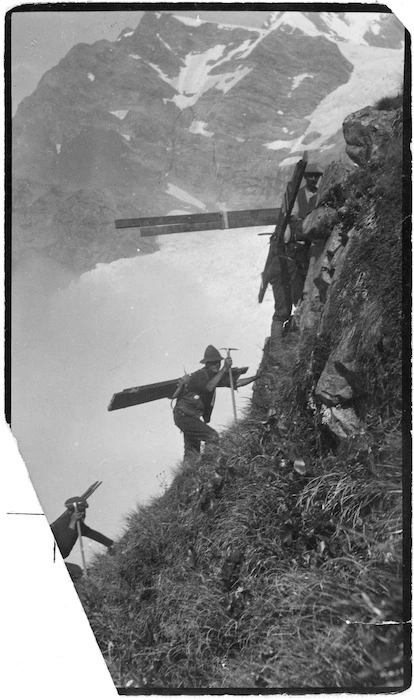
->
[[108, 367, 248, 411]]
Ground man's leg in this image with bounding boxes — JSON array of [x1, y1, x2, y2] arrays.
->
[[174, 411, 219, 459], [271, 256, 293, 325], [183, 433, 201, 460], [291, 244, 310, 307], [65, 562, 83, 582], [269, 257, 295, 365], [174, 412, 219, 460]]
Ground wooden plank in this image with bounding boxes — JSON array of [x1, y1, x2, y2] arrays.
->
[[115, 208, 280, 235], [108, 379, 179, 411], [115, 212, 222, 229], [139, 209, 280, 237], [227, 208, 279, 227], [108, 368, 248, 411], [140, 220, 226, 237], [258, 152, 308, 303]]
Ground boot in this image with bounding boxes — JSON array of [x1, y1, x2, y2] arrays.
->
[[268, 320, 287, 367]]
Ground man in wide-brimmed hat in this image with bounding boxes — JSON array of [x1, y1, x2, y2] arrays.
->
[[268, 162, 323, 365], [51, 497, 114, 581], [173, 345, 256, 461]]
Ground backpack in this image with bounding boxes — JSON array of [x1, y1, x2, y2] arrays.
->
[[171, 373, 206, 418], [171, 373, 191, 405]]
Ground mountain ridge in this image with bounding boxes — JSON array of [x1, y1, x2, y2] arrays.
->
[[12, 10, 404, 273]]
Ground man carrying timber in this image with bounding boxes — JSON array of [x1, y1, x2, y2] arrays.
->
[[269, 162, 323, 364], [51, 497, 114, 581], [173, 345, 256, 461]]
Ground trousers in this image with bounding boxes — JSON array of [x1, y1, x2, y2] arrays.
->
[[66, 562, 83, 581], [173, 409, 219, 458], [271, 251, 309, 323]]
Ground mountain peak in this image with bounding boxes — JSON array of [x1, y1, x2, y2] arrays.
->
[[262, 10, 404, 48]]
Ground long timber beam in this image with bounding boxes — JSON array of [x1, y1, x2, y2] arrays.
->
[[115, 208, 279, 236]]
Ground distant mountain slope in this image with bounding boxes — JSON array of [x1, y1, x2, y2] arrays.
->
[[12, 10, 405, 272]]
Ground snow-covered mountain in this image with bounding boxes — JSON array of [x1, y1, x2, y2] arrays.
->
[[12, 10, 405, 272]]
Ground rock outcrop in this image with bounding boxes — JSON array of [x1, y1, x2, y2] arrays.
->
[[295, 104, 402, 441]]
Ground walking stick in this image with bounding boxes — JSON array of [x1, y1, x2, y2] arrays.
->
[[74, 501, 88, 578], [221, 348, 238, 422]]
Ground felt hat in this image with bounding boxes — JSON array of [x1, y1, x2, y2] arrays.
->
[[200, 345, 224, 364], [305, 162, 323, 175], [65, 497, 89, 511]]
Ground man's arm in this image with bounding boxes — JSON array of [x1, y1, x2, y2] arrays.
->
[[50, 511, 78, 559], [80, 522, 114, 549], [236, 375, 258, 388], [205, 357, 232, 392]]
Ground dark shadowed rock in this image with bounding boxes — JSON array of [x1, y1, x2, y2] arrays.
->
[[316, 161, 355, 208], [302, 206, 339, 242], [315, 327, 359, 406]]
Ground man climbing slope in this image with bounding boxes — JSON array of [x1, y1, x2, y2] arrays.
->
[[173, 345, 256, 461], [269, 162, 323, 364], [51, 497, 114, 581]]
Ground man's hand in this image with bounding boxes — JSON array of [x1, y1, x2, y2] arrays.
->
[[69, 510, 84, 530], [223, 357, 233, 370]]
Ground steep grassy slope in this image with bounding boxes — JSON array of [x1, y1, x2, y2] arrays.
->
[[77, 103, 408, 690]]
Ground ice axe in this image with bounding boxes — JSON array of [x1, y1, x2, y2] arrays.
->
[[73, 501, 88, 577], [65, 498, 89, 578], [220, 348, 238, 421]]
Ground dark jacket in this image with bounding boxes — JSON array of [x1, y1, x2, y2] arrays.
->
[[174, 368, 216, 423], [296, 186, 318, 220], [51, 510, 113, 559]]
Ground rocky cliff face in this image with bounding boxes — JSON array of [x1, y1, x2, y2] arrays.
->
[[257, 99, 403, 443], [12, 10, 404, 273]]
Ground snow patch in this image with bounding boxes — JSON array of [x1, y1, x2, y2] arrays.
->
[[123, 31, 134, 38], [263, 10, 393, 46], [188, 120, 214, 137], [235, 137, 245, 143], [266, 11, 322, 37], [87, 73, 95, 82], [276, 42, 403, 162], [172, 46, 252, 109], [278, 156, 303, 168], [148, 62, 175, 87], [277, 110, 284, 115], [56, 144, 61, 154], [160, 35, 263, 110], [319, 11, 388, 46], [166, 183, 206, 211], [300, 42, 404, 151], [156, 33, 173, 52], [266, 137, 299, 151], [173, 15, 203, 27], [290, 73, 313, 94], [224, 38, 263, 61], [121, 134, 131, 142], [109, 110, 129, 120], [128, 54, 140, 60]]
